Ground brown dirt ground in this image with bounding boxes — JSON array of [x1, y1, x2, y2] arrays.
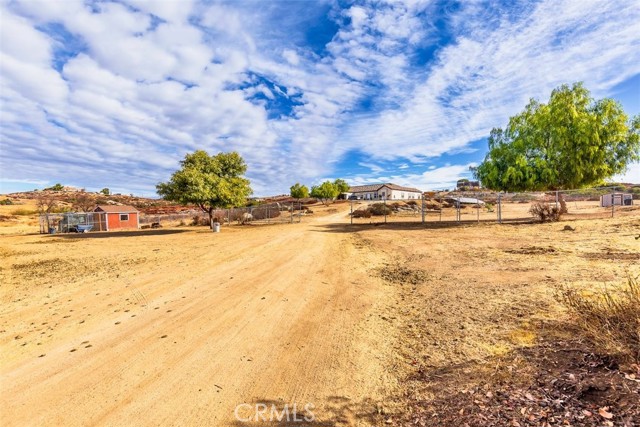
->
[[1, 203, 639, 426]]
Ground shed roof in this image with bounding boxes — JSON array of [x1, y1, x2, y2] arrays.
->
[[94, 205, 139, 213]]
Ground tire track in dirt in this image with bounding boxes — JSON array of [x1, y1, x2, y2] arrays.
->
[[1, 211, 397, 426]]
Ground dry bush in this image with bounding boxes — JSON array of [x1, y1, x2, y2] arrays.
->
[[529, 201, 562, 222], [191, 215, 209, 226], [251, 207, 281, 220], [351, 209, 372, 218], [369, 203, 393, 216], [425, 201, 441, 210], [11, 208, 38, 216], [557, 276, 640, 363]]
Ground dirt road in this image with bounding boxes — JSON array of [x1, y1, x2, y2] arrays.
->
[[1, 209, 397, 426]]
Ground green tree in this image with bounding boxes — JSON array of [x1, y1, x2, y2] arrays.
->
[[310, 181, 340, 205], [100, 188, 110, 196], [474, 83, 640, 191], [333, 179, 350, 194], [156, 150, 252, 229], [46, 183, 64, 191], [290, 183, 309, 199]]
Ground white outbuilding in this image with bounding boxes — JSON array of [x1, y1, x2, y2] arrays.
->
[[600, 193, 633, 207]]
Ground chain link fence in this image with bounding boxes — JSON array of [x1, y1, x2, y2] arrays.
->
[[348, 186, 639, 225], [140, 201, 306, 228]]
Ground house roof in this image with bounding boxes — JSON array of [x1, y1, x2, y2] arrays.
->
[[348, 183, 422, 193], [94, 205, 139, 213]]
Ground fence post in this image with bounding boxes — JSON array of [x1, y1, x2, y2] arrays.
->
[[611, 194, 615, 218], [477, 204, 480, 223], [456, 197, 460, 222], [439, 196, 442, 222], [350, 199, 353, 225], [497, 194, 502, 224], [555, 191, 559, 211], [421, 194, 425, 224], [384, 196, 387, 224]]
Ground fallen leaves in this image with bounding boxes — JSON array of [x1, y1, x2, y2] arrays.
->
[[598, 406, 614, 419]]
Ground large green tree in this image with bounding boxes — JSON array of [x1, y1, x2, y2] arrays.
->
[[474, 83, 640, 191], [157, 150, 252, 229], [309, 179, 350, 205], [290, 183, 309, 199]]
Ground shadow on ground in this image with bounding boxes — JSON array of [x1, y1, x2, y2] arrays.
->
[[396, 320, 640, 427], [312, 218, 534, 233]]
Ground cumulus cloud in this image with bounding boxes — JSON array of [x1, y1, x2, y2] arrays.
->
[[1, 0, 639, 196]]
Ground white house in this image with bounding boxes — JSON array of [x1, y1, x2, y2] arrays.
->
[[346, 183, 423, 200]]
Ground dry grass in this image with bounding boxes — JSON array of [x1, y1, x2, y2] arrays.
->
[[11, 208, 38, 216], [529, 201, 562, 222], [557, 275, 640, 363]]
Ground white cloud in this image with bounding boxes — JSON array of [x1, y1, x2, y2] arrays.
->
[[1, 0, 639, 198], [613, 163, 640, 184], [346, 0, 640, 161]]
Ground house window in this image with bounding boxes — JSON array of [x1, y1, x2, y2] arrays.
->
[[120, 214, 129, 221]]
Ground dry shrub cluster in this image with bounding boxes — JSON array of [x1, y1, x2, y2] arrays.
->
[[251, 207, 281, 220], [529, 201, 562, 222], [368, 203, 394, 216], [557, 276, 640, 363], [351, 209, 372, 218]]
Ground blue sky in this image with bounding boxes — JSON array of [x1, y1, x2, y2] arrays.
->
[[1, 0, 639, 196]]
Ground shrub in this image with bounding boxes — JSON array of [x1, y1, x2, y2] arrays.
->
[[251, 207, 281, 220], [557, 276, 640, 363], [0, 198, 13, 205], [11, 208, 38, 216], [369, 203, 393, 216], [352, 209, 372, 218], [529, 201, 561, 222], [45, 183, 64, 191], [191, 215, 208, 226]]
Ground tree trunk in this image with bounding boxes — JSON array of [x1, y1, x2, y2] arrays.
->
[[198, 204, 215, 229]]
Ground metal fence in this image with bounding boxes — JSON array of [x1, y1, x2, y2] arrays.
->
[[140, 201, 305, 228], [348, 186, 639, 226], [39, 212, 108, 233]]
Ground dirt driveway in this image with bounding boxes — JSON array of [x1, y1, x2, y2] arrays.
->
[[1, 210, 398, 426], [3, 206, 639, 426]]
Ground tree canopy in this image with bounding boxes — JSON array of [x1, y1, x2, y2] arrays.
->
[[473, 82, 640, 191], [310, 179, 348, 205], [333, 179, 350, 194], [156, 150, 252, 228], [290, 183, 309, 199]]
